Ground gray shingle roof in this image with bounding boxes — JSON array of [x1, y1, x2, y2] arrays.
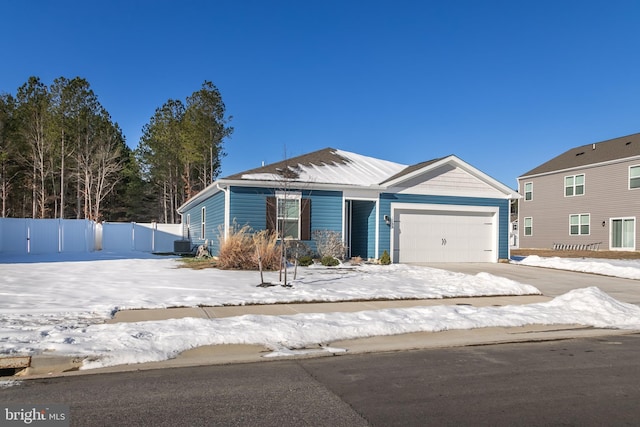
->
[[520, 132, 640, 177]]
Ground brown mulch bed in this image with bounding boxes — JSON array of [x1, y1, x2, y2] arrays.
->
[[512, 249, 640, 260]]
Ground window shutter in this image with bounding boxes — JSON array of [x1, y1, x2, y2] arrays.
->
[[300, 198, 311, 240], [266, 197, 276, 232]]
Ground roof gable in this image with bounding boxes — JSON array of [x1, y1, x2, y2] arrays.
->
[[383, 155, 518, 198], [521, 132, 640, 178]]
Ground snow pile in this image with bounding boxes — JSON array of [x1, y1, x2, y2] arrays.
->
[[6, 287, 639, 370], [513, 255, 640, 280], [1, 253, 639, 370]]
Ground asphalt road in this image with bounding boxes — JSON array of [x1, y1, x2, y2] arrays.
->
[[3, 334, 640, 426]]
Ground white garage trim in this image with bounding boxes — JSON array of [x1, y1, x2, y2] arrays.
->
[[390, 203, 499, 263]]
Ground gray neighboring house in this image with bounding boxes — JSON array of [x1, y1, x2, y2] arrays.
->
[[518, 132, 640, 251]]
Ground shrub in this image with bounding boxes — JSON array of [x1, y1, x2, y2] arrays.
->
[[217, 224, 255, 269], [379, 250, 391, 265], [287, 240, 311, 260], [298, 255, 314, 266], [252, 229, 282, 271], [321, 255, 340, 267], [217, 224, 281, 270], [313, 230, 346, 259]]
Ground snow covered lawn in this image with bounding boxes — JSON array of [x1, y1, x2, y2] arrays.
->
[[1, 253, 639, 370]]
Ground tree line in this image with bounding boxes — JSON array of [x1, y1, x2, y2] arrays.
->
[[0, 77, 232, 223]]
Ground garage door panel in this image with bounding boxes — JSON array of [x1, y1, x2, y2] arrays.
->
[[395, 209, 495, 263]]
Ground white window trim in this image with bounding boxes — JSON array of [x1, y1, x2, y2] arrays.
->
[[564, 174, 585, 197], [200, 207, 206, 239], [523, 217, 533, 236], [629, 165, 640, 190], [569, 213, 590, 236], [524, 182, 533, 201], [276, 191, 302, 240]]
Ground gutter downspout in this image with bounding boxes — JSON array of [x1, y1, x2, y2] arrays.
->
[[216, 183, 230, 240]]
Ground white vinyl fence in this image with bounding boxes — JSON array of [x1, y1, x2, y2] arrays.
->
[[0, 219, 183, 256], [98, 222, 184, 253]]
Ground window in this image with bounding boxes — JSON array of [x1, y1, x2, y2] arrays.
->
[[266, 192, 311, 240], [569, 214, 590, 235], [611, 218, 635, 250], [277, 195, 301, 239], [630, 166, 640, 189], [200, 207, 206, 239], [565, 174, 585, 196], [524, 217, 533, 236], [524, 182, 533, 201]]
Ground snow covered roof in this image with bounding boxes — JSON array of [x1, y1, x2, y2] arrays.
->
[[178, 148, 517, 213], [225, 147, 408, 187]]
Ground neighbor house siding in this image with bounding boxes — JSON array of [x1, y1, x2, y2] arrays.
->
[[378, 193, 509, 259], [518, 158, 640, 250]]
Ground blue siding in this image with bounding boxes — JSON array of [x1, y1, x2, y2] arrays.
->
[[351, 200, 376, 258], [227, 186, 343, 255], [378, 193, 510, 260], [182, 190, 225, 254], [308, 190, 343, 233], [229, 186, 271, 230]]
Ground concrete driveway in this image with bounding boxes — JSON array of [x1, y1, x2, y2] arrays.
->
[[419, 262, 640, 306]]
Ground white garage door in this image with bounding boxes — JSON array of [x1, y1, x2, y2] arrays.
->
[[393, 208, 496, 263]]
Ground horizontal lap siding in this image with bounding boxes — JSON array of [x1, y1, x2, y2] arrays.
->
[[379, 194, 509, 259], [308, 190, 343, 233], [184, 191, 225, 254], [351, 200, 376, 259], [230, 186, 271, 230], [519, 160, 640, 250], [229, 187, 343, 253]]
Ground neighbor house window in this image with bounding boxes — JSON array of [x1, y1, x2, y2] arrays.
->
[[629, 166, 640, 189], [524, 182, 533, 201], [565, 174, 585, 196], [186, 214, 191, 239], [569, 213, 590, 235], [200, 207, 206, 239], [524, 217, 533, 236], [611, 218, 635, 250]]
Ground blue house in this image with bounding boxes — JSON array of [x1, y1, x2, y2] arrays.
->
[[177, 148, 518, 263]]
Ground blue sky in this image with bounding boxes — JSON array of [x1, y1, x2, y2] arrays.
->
[[2, 0, 639, 188]]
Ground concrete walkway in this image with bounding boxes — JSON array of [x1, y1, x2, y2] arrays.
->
[[107, 295, 550, 323]]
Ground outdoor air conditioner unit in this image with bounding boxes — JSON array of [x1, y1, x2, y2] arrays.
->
[[173, 240, 192, 254]]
